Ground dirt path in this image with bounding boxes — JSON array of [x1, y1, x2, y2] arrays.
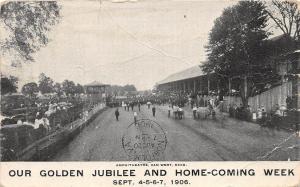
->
[[53, 105, 299, 161]]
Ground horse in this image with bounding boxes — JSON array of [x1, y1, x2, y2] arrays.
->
[[196, 107, 211, 119], [196, 102, 226, 127], [177, 109, 184, 119], [172, 108, 184, 119]]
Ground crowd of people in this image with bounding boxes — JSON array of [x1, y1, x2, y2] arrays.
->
[[1, 96, 85, 129], [0, 93, 104, 159], [109, 90, 298, 132], [109, 90, 225, 122], [227, 95, 298, 131], [228, 104, 253, 121]]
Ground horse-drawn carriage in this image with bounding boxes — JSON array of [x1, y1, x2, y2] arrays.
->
[[194, 103, 226, 125], [169, 101, 226, 123], [170, 105, 185, 119], [173, 109, 184, 119], [195, 107, 212, 119]]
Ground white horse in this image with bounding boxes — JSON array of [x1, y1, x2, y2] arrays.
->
[[196, 107, 211, 119], [196, 102, 226, 121]]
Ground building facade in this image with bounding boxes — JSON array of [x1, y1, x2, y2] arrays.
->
[[84, 81, 109, 104], [157, 66, 219, 95]]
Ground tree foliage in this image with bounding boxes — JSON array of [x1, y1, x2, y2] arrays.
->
[[75, 83, 84, 94], [203, 1, 272, 105], [0, 1, 61, 65], [38, 73, 54, 94], [53, 82, 62, 96], [21, 82, 38, 97], [123, 84, 137, 92], [109, 84, 137, 96], [62, 80, 76, 96], [0, 75, 18, 95], [267, 0, 300, 40]]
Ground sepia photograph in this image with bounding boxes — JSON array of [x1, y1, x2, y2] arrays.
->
[[0, 0, 299, 162]]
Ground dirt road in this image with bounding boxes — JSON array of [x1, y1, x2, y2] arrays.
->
[[53, 104, 299, 161]]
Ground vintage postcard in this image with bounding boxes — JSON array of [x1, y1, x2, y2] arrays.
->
[[0, 0, 299, 186]]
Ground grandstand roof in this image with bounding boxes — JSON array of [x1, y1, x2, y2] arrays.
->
[[157, 65, 205, 85], [85, 81, 108, 87]]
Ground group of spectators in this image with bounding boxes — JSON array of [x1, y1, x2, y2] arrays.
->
[[110, 90, 224, 121], [228, 104, 253, 121], [17, 102, 83, 138], [0, 93, 105, 161], [1, 94, 101, 140], [228, 97, 293, 127], [109, 90, 297, 130]]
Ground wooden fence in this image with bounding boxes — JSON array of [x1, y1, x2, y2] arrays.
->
[[11, 105, 107, 161], [223, 81, 293, 113]]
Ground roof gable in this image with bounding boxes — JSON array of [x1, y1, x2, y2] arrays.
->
[[85, 81, 107, 87]]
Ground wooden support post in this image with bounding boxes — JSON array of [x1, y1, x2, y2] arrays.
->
[[244, 76, 247, 101], [207, 75, 210, 95], [228, 78, 231, 95], [199, 78, 202, 94], [217, 80, 220, 95], [14, 131, 19, 151], [228, 78, 231, 107]]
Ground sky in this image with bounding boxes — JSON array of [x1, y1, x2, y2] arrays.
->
[[2, 0, 240, 90]]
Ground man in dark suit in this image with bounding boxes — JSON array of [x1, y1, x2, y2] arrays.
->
[[115, 108, 120, 121]]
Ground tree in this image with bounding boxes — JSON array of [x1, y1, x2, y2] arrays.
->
[[267, 0, 300, 40], [203, 1, 272, 106], [21, 82, 38, 97], [74, 83, 84, 94], [53, 82, 62, 96], [0, 1, 61, 66], [1, 75, 18, 95], [38, 73, 54, 94], [109, 85, 124, 96], [62, 80, 76, 96], [123, 84, 137, 92], [108, 84, 137, 96]]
